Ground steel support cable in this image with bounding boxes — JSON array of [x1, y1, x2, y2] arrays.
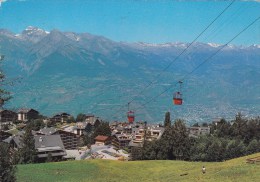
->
[[109, 0, 236, 119], [126, 0, 236, 105], [133, 15, 260, 113]]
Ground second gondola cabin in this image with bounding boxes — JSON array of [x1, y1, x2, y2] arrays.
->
[[173, 92, 183, 105], [127, 111, 135, 123]]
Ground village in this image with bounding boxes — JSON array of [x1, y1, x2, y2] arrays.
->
[[0, 108, 211, 162]]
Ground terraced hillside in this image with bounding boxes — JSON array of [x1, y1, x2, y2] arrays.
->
[[17, 153, 260, 182]]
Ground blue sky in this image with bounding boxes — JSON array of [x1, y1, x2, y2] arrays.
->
[[0, 0, 259, 45]]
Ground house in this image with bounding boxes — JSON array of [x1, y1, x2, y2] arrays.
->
[[74, 118, 101, 135], [187, 126, 210, 137], [0, 109, 18, 128], [50, 112, 71, 123], [5, 134, 66, 162], [18, 108, 39, 122], [35, 135, 67, 162], [36, 127, 81, 150], [54, 130, 80, 150], [130, 124, 165, 147], [85, 117, 101, 132], [112, 134, 132, 149], [94, 135, 111, 145]]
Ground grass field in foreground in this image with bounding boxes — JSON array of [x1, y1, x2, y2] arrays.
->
[[17, 153, 260, 182]]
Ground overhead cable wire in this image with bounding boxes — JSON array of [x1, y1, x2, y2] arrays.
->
[[134, 15, 260, 112], [109, 0, 236, 120]]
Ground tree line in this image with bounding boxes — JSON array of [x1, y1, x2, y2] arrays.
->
[[132, 112, 260, 161]]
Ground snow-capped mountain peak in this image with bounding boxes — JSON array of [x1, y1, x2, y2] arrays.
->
[[19, 26, 49, 43], [207, 43, 221, 48]]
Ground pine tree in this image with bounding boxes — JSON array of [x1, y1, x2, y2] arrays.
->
[[93, 121, 111, 137], [18, 124, 37, 164], [164, 111, 171, 128], [0, 55, 11, 108], [0, 142, 16, 182], [0, 55, 16, 181], [172, 119, 190, 160]]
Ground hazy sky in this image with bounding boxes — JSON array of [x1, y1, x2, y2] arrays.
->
[[0, 0, 259, 45]]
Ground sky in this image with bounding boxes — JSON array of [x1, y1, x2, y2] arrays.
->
[[0, 0, 259, 45]]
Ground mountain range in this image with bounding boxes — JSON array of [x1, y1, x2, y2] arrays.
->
[[0, 26, 259, 123]]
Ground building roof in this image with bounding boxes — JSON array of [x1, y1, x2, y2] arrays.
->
[[95, 135, 110, 142], [18, 108, 38, 114], [35, 135, 65, 150], [37, 127, 57, 135], [3, 135, 23, 148], [0, 109, 17, 114], [51, 112, 71, 118]]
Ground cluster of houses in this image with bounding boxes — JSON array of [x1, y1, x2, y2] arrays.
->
[[0, 107, 211, 162], [0, 108, 75, 128]]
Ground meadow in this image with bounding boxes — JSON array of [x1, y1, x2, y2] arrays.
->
[[17, 153, 260, 182]]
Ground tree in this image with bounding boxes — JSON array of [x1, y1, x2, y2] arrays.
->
[[18, 124, 37, 164], [171, 119, 190, 160], [76, 113, 86, 122], [93, 121, 111, 137], [0, 55, 11, 108], [27, 119, 45, 131], [164, 111, 171, 128], [0, 55, 16, 181], [246, 139, 260, 155], [67, 116, 75, 123], [213, 119, 231, 138], [225, 139, 246, 159], [0, 142, 16, 182], [231, 113, 247, 139]]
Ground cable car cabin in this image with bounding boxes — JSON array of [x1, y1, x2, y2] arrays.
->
[[127, 111, 135, 123], [173, 92, 183, 105]]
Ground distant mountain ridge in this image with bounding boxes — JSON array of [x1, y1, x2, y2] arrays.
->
[[1, 26, 259, 123]]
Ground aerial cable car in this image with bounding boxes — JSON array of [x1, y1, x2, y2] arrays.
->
[[173, 81, 183, 105], [127, 102, 135, 123]]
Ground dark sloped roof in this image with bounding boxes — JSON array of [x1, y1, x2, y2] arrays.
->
[[18, 108, 39, 114], [35, 135, 65, 150]]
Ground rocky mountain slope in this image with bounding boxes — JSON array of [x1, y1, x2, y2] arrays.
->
[[1, 26, 259, 123]]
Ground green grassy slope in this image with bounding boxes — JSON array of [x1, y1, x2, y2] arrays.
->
[[17, 153, 260, 182]]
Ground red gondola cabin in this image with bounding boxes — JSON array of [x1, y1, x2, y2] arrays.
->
[[127, 111, 135, 123], [173, 92, 183, 105]]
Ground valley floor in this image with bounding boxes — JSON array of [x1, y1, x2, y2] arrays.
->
[[17, 153, 260, 182]]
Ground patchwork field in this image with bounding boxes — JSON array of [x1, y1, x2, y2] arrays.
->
[[17, 153, 260, 182]]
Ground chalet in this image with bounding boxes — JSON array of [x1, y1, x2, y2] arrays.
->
[[85, 117, 101, 132], [50, 112, 71, 123], [4, 134, 66, 162], [0, 109, 17, 128], [74, 122, 87, 135], [94, 135, 111, 145], [74, 118, 101, 135], [17, 108, 39, 122], [35, 135, 66, 162], [130, 124, 165, 147], [36, 127, 80, 150]]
